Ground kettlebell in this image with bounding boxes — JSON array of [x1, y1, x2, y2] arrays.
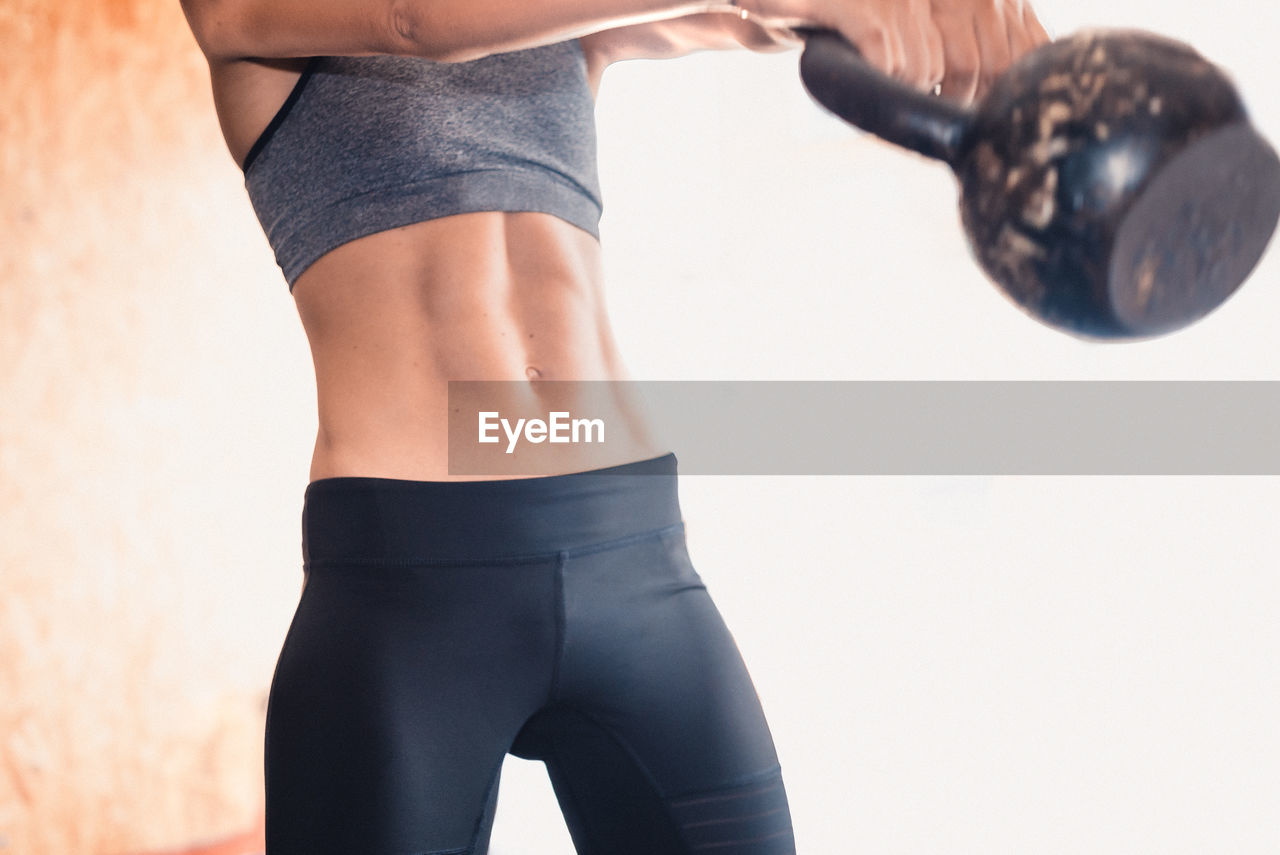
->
[[800, 29, 1280, 339]]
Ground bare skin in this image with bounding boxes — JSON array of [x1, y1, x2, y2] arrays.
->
[[182, 0, 1048, 482], [293, 213, 647, 481]]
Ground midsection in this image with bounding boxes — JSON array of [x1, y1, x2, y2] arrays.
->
[[292, 211, 664, 482]]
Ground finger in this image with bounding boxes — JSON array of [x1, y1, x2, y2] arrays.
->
[[843, 20, 896, 78], [1020, 1, 1052, 46], [937, 13, 981, 103], [924, 18, 946, 91], [1005, 13, 1033, 63], [972, 0, 1014, 98], [768, 25, 807, 49], [899, 3, 934, 88], [906, 8, 944, 90], [1003, 0, 1045, 59]]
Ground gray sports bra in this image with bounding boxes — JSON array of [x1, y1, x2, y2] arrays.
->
[[243, 40, 603, 289]]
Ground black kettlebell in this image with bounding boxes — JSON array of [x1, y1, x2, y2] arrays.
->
[[799, 29, 1280, 339]]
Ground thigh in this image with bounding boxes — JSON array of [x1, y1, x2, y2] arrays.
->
[[519, 707, 794, 855], [265, 561, 558, 855], [540, 528, 796, 854]]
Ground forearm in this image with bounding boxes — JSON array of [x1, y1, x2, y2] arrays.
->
[[583, 12, 800, 68], [181, 0, 743, 62], [402, 0, 749, 61]]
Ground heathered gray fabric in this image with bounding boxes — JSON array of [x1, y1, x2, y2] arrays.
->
[[243, 40, 602, 289]]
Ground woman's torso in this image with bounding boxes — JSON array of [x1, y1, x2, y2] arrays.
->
[[209, 49, 664, 482]]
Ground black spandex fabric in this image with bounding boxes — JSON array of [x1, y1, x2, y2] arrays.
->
[[265, 454, 795, 855]]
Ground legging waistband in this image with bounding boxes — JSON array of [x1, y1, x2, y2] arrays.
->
[[301, 453, 682, 566]]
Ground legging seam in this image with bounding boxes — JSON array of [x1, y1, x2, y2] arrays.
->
[[558, 522, 685, 560], [681, 805, 789, 830], [303, 553, 554, 571], [302, 522, 686, 571], [689, 828, 794, 851], [550, 551, 568, 703], [666, 766, 786, 804], [545, 727, 597, 852], [464, 758, 505, 855]]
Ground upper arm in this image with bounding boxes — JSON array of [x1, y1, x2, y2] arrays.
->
[[180, 0, 417, 61]]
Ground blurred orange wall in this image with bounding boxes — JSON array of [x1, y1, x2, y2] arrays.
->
[[2, 1, 314, 852]]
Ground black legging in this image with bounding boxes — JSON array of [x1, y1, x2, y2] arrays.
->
[[265, 454, 796, 855]]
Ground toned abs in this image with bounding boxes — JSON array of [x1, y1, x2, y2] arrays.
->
[[293, 212, 660, 481]]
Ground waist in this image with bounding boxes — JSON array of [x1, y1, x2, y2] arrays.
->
[[292, 213, 662, 481], [301, 453, 683, 565]]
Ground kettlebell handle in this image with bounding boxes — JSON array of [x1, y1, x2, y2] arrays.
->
[[798, 28, 973, 167]]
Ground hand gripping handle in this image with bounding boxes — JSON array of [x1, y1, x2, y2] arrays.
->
[[798, 29, 973, 168]]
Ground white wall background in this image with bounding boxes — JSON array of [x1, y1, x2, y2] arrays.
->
[[490, 0, 1280, 851]]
